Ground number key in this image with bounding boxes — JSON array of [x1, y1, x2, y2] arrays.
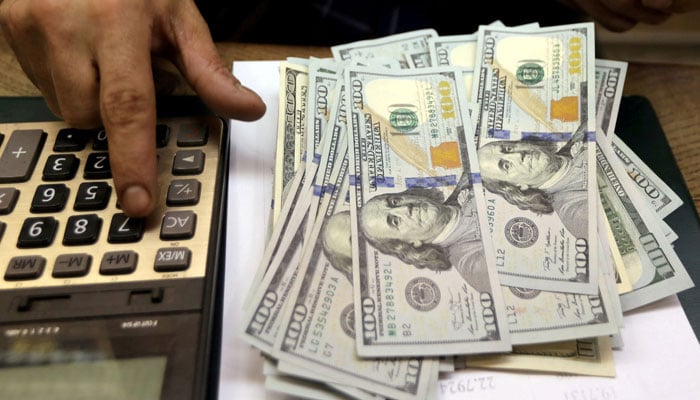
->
[[43, 153, 79, 181], [84, 152, 111, 179], [63, 214, 102, 245], [31, 184, 69, 213], [93, 129, 108, 150], [18, 217, 58, 248], [74, 182, 112, 211], [108, 213, 145, 243]]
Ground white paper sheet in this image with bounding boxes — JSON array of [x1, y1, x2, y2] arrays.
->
[[220, 60, 700, 400]]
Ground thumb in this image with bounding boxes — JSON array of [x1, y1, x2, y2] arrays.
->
[[170, 2, 266, 121]]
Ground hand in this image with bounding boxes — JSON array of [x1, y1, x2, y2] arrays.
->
[[558, 0, 673, 31], [0, 0, 266, 217]]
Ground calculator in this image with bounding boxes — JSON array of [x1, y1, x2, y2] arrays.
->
[[0, 96, 228, 400]]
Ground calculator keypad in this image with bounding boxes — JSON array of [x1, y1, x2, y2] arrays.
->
[[0, 117, 223, 289]]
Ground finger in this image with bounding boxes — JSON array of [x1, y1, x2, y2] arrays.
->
[[95, 16, 158, 217], [50, 57, 101, 128], [45, 32, 101, 128], [166, 1, 266, 122]]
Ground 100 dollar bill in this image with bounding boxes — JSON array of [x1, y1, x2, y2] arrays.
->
[[273, 61, 309, 224], [346, 66, 511, 357], [596, 139, 694, 311], [305, 66, 340, 178], [274, 156, 440, 400], [332, 29, 438, 70], [501, 269, 618, 345], [611, 134, 683, 219], [240, 163, 318, 354], [471, 23, 599, 295], [430, 33, 479, 70], [595, 59, 627, 140], [428, 23, 539, 72], [310, 82, 349, 223], [459, 336, 615, 377]]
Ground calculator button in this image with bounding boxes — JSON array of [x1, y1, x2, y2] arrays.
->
[[84, 152, 111, 179], [42, 153, 80, 181], [167, 179, 201, 206], [5, 256, 46, 281], [156, 124, 170, 148], [0, 129, 47, 183], [53, 253, 92, 278], [93, 129, 108, 150], [30, 184, 69, 213], [107, 213, 145, 243], [0, 187, 19, 215], [63, 214, 102, 245], [100, 251, 138, 275], [0, 222, 5, 242], [154, 247, 191, 272], [172, 150, 205, 175], [74, 181, 112, 211], [0, 132, 4, 147], [18, 217, 58, 248], [160, 211, 196, 240], [177, 122, 208, 146], [54, 128, 91, 151]]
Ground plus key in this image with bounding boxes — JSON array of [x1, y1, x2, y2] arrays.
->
[[0, 129, 47, 183]]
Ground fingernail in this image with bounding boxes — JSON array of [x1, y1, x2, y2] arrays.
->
[[121, 185, 153, 217], [229, 72, 254, 93], [234, 80, 257, 95]]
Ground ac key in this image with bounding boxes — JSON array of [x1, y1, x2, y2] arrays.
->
[[160, 211, 196, 240]]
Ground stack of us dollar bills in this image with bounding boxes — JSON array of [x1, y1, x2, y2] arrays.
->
[[237, 20, 695, 400]]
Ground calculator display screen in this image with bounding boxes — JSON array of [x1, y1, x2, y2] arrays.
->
[[0, 356, 167, 400], [0, 313, 201, 400]]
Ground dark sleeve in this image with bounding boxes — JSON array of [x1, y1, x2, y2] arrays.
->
[[194, 0, 586, 46], [194, 0, 262, 41]]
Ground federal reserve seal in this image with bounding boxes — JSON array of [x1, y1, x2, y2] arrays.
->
[[516, 62, 545, 85], [389, 108, 418, 133], [508, 286, 541, 299], [405, 277, 441, 312], [339, 304, 355, 339], [504, 217, 539, 248]]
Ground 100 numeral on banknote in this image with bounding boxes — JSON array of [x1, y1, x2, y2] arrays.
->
[[346, 66, 511, 357]]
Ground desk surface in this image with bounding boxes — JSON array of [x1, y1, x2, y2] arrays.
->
[[1, 38, 699, 217]]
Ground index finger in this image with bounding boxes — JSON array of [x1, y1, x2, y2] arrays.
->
[[95, 17, 158, 217]]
